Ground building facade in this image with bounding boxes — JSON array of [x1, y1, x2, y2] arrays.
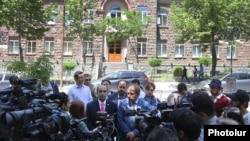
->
[[0, 0, 249, 78]]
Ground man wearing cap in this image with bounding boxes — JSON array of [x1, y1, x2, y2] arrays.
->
[[209, 79, 231, 117], [227, 89, 250, 125]]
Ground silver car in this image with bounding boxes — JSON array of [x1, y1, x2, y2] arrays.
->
[[197, 72, 250, 93], [0, 73, 14, 90]]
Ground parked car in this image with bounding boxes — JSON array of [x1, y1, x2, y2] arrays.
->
[[197, 72, 250, 93], [0, 73, 15, 90], [92, 70, 150, 92]]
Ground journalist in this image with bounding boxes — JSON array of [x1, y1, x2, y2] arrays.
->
[[117, 84, 154, 141]]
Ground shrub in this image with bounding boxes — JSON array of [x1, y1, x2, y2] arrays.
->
[[148, 58, 163, 68], [173, 66, 183, 77], [248, 60, 250, 68], [63, 61, 77, 71], [198, 56, 212, 66]]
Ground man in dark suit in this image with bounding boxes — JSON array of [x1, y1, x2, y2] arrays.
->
[[86, 85, 117, 130], [107, 79, 128, 108]]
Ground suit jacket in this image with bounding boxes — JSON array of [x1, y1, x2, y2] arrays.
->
[[86, 99, 117, 130], [107, 92, 127, 106]]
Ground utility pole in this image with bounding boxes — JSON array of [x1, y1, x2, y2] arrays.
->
[[60, 0, 65, 90]]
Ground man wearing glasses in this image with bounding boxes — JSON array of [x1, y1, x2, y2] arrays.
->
[[83, 73, 97, 100]]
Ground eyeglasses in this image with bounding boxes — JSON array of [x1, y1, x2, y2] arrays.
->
[[85, 79, 91, 81], [98, 90, 107, 93]]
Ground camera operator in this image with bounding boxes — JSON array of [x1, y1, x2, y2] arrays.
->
[[37, 77, 59, 96], [117, 84, 154, 141]]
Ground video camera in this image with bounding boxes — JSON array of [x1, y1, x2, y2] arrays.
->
[[70, 111, 116, 141]]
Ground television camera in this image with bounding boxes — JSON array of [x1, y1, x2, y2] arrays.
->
[[70, 111, 116, 141]]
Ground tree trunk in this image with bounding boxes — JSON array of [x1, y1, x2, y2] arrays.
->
[[18, 34, 24, 62], [210, 32, 217, 76]]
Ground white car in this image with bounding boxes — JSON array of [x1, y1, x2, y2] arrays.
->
[[197, 72, 250, 94]]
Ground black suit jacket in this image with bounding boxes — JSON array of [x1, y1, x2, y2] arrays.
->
[[86, 99, 117, 130]]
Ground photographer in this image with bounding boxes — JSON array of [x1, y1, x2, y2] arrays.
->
[[117, 84, 154, 141]]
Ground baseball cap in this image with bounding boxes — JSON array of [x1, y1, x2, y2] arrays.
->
[[227, 89, 250, 102]]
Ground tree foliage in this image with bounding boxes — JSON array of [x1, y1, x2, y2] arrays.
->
[[95, 9, 151, 64], [169, 0, 250, 76], [64, 0, 98, 65], [148, 58, 163, 68], [0, 0, 57, 62], [63, 61, 77, 71]]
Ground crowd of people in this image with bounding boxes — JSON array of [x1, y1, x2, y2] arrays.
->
[[35, 70, 250, 141]]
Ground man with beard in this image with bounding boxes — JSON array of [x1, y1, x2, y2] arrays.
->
[[208, 79, 231, 117], [107, 80, 128, 107]]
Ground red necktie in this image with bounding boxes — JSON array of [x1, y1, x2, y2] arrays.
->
[[100, 102, 105, 112]]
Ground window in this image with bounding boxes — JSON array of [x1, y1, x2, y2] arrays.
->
[[26, 38, 36, 54], [157, 9, 168, 26], [210, 45, 219, 58], [83, 41, 93, 54], [8, 37, 19, 54], [83, 8, 94, 23], [65, 11, 73, 25], [119, 72, 132, 79], [227, 45, 236, 59], [44, 37, 54, 54], [137, 38, 147, 56], [157, 40, 167, 57], [47, 11, 57, 25], [64, 40, 72, 55], [192, 44, 202, 58], [175, 44, 185, 57], [137, 6, 148, 23], [110, 5, 121, 18]]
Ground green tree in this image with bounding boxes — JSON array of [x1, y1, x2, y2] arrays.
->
[[198, 56, 212, 67], [0, 0, 57, 62], [95, 9, 151, 64], [169, 0, 250, 76], [64, 0, 98, 68]]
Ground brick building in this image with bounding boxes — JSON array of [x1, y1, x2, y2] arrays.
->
[[0, 0, 249, 78]]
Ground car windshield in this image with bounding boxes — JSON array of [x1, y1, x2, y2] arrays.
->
[[211, 73, 229, 80], [100, 72, 118, 80]]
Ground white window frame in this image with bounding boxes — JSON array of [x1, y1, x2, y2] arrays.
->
[[227, 45, 236, 59], [157, 41, 167, 57], [83, 8, 94, 23], [44, 38, 54, 54], [64, 40, 72, 55], [47, 11, 57, 25], [157, 9, 168, 26], [110, 5, 121, 18], [65, 11, 73, 25], [26, 39, 36, 54], [137, 38, 147, 56], [84, 41, 93, 55], [192, 44, 202, 58], [8, 37, 19, 54], [175, 44, 185, 57], [210, 45, 219, 58], [137, 6, 148, 23]]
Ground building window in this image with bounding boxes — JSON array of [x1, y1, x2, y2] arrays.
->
[[175, 44, 185, 57], [137, 6, 148, 23], [137, 38, 147, 56], [47, 11, 57, 25], [65, 11, 73, 25], [227, 45, 236, 59], [192, 44, 202, 58], [26, 38, 36, 54], [64, 40, 72, 55], [83, 8, 94, 23], [8, 37, 19, 54], [157, 40, 167, 57], [110, 5, 121, 18], [157, 9, 168, 26], [210, 45, 219, 58], [84, 41, 93, 54], [44, 37, 54, 54]]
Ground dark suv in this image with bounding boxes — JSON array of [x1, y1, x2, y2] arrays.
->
[[92, 70, 150, 92]]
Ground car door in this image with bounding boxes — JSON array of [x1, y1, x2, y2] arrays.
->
[[236, 73, 250, 92]]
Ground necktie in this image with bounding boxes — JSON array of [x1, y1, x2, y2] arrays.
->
[[100, 102, 105, 112]]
